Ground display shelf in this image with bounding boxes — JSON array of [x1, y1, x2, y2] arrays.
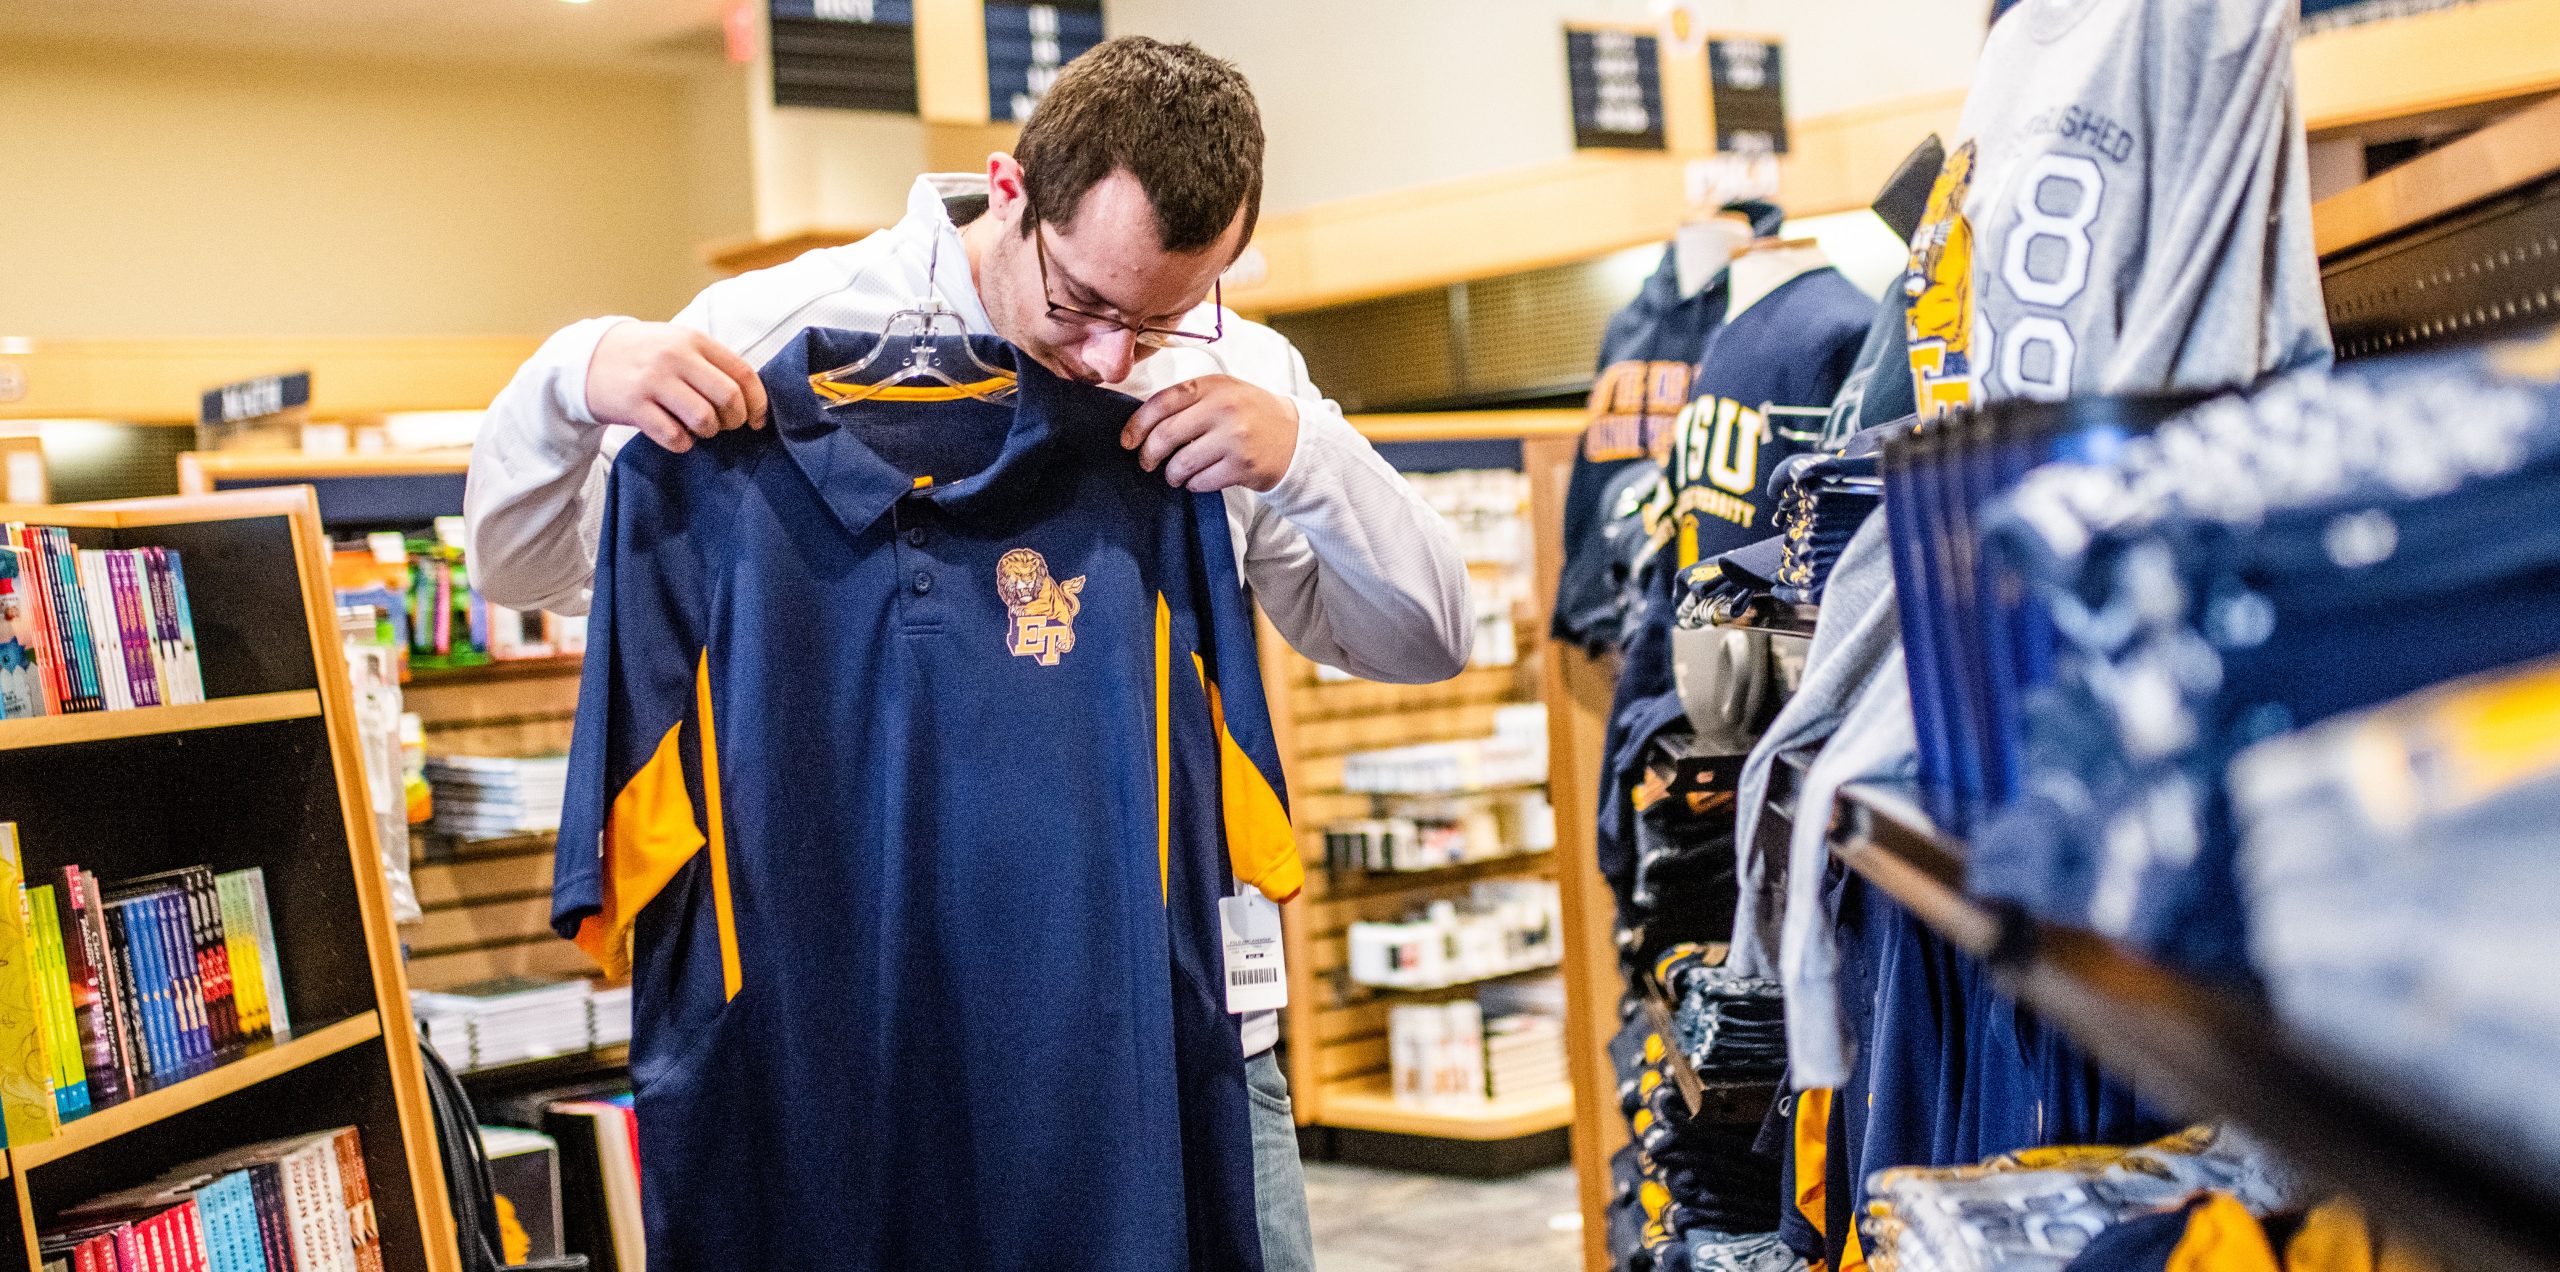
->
[[404, 655, 583, 688], [1824, 782, 2560, 1272], [456, 1044, 628, 1084], [0, 489, 460, 1272], [1317, 1079, 1575, 1141], [1638, 977, 1779, 1128], [1326, 849, 1555, 891], [1345, 961, 1567, 1000], [0, 691, 321, 752], [1638, 989, 1707, 1117], [13, 1013, 385, 1172]]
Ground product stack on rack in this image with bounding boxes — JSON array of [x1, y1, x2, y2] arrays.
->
[[412, 976, 629, 1075], [330, 520, 585, 677], [39, 1126, 386, 1272], [418, 756, 567, 843]]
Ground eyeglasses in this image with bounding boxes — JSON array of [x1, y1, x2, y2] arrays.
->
[[1030, 215, 1224, 349]]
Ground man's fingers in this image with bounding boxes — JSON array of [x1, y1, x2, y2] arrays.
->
[[672, 353, 750, 433], [632, 402, 695, 453], [1137, 407, 1217, 473], [1122, 377, 1210, 448], [656, 380, 725, 439], [1181, 454, 1253, 493], [697, 339, 769, 429]]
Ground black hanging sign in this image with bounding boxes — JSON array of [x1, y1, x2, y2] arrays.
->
[[1565, 27, 1666, 152], [770, 0, 920, 114], [1708, 37, 1788, 155], [986, 1, 1104, 124]]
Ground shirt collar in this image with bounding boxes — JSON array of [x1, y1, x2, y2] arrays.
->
[[762, 326, 1136, 539]]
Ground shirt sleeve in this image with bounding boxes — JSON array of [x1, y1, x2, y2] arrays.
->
[[1186, 491, 1304, 904], [552, 447, 718, 978], [1225, 339, 1474, 685], [465, 317, 634, 615]]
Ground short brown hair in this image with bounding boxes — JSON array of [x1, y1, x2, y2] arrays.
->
[[1015, 37, 1264, 255]]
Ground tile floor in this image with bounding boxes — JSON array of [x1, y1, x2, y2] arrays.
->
[[1304, 1160, 1584, 1272]]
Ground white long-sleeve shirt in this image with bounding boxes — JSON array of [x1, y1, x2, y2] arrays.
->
[[467, 175, 1474, 1058], [467, 174, 1473, 686]]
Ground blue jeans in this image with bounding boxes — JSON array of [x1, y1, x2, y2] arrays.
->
[[1247, 1049, 1316, 1272]]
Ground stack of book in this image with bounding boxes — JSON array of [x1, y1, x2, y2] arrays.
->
[[38, 1126, 382, 1272], [423, 755, 567, 840], [1483, 1013, 1568, 1101], [411, 976, 627, 1073], [0, 824, 290, 1144], [0, 526, 207, 719], [546, 1095, 643, 1272]]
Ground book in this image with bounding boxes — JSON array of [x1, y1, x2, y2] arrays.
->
[[162, 550, 205, 705], [102, 552, 160, 710], [0, 541, 53, 718], [546, 1098, 645, 1272], [181, 1131, 355, 1272], [110, 890, 175, 1084], [61, 869, 129, 1107], [12, 527, 66, 715], [149, 890, 213, 1075], [328, 1127, 384, 1272], [0, 824, 58, 1144], [31, 528, 98, 713], [213, 873, 270, 1042], [100, 899, 159, 1091], [72, 552, 127, 712], [124, 870, 240, 1057], [482, 1126, 567, 1263], [223, 868, 288, 1041], [25, 884, 89, 1119]]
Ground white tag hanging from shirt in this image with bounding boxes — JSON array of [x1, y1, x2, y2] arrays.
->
[[1220, 891, 1287, 1014]]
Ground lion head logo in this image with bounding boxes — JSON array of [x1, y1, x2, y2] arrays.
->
[[1904, 139, 1978, 419], [997, 548, 1086, 667]]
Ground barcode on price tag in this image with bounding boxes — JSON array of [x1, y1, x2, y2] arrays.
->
[[1219, 893, 1287, 1013]]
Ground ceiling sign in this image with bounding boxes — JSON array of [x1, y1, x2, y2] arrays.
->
[[769, 0, 920, 114], [987, 1, 1105, 123], [1565, 27, 1666, 152], [1707, 37, 1787, 155]]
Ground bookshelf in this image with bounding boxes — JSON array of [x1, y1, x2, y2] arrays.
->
[[0, 488, 459, 1272], [1266, 421, 1582, 1148]]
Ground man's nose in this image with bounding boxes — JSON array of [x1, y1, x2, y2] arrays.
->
[[1083, 328, 1138, 385]]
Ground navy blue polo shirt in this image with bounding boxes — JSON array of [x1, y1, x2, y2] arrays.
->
[[551, 329, 1297, 1272]]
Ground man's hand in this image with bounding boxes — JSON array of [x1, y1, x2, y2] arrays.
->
[[1121, 375, 1301, 493], [585, 321, 769, 453]]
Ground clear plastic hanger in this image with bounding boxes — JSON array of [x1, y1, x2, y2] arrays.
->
[[809, 236, 1019, 407]]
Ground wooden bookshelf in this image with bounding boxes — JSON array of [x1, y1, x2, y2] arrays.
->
[[0, 691, 320, 752], [11, 1014, 385, 1172], [1318, 1080, 1574, 1142], [0, 488, 460, 1272]]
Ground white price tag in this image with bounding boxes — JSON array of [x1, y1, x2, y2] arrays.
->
[[1220, 892, 1287, 1014]]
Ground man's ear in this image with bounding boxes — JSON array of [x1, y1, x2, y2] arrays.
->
[[985, 152, 1028, 218]]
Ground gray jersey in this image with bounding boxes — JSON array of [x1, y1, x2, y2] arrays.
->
[[1904, 0, 2332, 416]]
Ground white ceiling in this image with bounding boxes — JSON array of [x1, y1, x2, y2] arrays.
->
[[0, 0, 736, 73]]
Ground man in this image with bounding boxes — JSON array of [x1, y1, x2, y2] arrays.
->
[[465, 36, 1472, 1272]]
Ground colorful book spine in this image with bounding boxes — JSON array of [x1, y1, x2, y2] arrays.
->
[[71, 552, 126, 712], [26, 885, 89, 1119], [161, 551, 205, 705], [0, 542, 53, 719], [149, 893, 211, 1076], [0, 824, 57, 1145], [243, 1162, 292, 1272], [104, 552, 162, 710], [38, 530, 100, 713], [143, 550, 202, 706], [234, 870, 287, 1040], [100, 902, 157, 1091], [179, 871, 240, 1056], [284, 1134, 356, 1272], [330, 1127, 383, 1272], [13, 527, 66, 715], [213, 874, 268, 1042], [59, 870, 126, 1107], [121, 896, 181, 1087]]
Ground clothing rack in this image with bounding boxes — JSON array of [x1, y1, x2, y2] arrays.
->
[[1796, 774, 2560, 1272]]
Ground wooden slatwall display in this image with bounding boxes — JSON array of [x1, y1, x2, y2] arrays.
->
[[770, 0, 922, 113], [1270, 420, 1591, 1146], [399, 662, 591, 994], [0, 488, 459, 1272]]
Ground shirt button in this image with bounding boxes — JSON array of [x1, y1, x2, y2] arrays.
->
[[904, 526, 928, 547], [912, 571, 935, 595]]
